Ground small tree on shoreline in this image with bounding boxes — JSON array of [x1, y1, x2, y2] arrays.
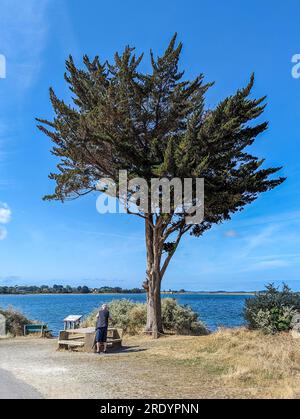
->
[[37, 34, 285, 338]]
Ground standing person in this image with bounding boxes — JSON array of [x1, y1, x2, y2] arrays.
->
[[95, 304, 111, 354]]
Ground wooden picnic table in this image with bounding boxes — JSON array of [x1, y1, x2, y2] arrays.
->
[[57, 327, 123, 352]]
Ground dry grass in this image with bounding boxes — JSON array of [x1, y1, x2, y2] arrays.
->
[[124, 328, 300, 398], [2, 328, 300, 398]]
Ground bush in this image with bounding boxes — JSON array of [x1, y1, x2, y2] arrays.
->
[[162, 299, 209, 335], [248, 306, 297, 334], [83, 300, 147, 335], [83, 298, 209, 336], [108, 300, 147, 334], [0, 307, 33, 336], [244, 283, 300, 334]]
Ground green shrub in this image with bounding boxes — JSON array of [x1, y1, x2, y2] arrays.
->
[[108, 299, 147, 334], [83, 298, 209, 336], [83, 300, 146, 335], [244, 283, 300, 334], [249, 306, 297, 334], [162, 298, 209, 335], [0, 307, 33, 336]]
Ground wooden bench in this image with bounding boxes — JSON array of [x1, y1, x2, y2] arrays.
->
[[24, 324, 50, 337], [58, 340, 85, 349], [106, 328, 123, 349]]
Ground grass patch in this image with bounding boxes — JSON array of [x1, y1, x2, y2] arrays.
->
[[123, 327, 300, 398], [175, 357, 230, 376]]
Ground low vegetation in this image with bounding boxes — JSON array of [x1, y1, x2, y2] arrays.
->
[[124, 328, 300, 398], [244, 283, 300, 334], [2, 327, 300, 398], [83, 298, 209, 336], [0, 307, 33, 336]]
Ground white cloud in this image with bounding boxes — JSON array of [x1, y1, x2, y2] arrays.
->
[[224, 229, 238, 238], [0, 227, 7, 240], [244, 225, 276, 255], [0, 0, 50, 92], [0, 2, 50, 188], [254, 259, 290, 269], [0, 202, 11, 224]]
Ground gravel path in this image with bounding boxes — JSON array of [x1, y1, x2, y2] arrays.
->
[[0, 338, 127, 399], [0, 368, 42, 399], [0, 336, 213, 399]]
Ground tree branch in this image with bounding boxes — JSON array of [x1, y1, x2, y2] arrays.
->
[[127, 209, 155, 227]]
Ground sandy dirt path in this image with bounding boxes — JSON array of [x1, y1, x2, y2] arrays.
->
[[0, 337, 210, 399], [0, 338, 133, 399], [0, 368, 42, 399]]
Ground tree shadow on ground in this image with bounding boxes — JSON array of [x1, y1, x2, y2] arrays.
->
[[111, 345, 147, 354]]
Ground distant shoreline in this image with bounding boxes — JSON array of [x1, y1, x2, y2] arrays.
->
[[0, 291, 255, 296], [170, 292, 255, 296]]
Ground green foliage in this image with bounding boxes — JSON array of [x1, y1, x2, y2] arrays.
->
[[248, 306, 297, 335], [162, 298, 209, 335], [83, 298, 209, 336], [0, 307, 33, 337], [108, 300, 147, 335], [37, 34, 285, 237], [244, 284, 300, 334], [83, 300, 146, 335]]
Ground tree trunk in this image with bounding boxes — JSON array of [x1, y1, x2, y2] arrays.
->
[[146, 273, 163, 338], [144, 216, 164, 338], [143, 216, 185, 338]]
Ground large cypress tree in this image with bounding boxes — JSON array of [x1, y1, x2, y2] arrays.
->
[[37, 35, 285, 337]]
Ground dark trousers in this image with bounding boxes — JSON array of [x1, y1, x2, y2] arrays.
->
[[96, 327, 108, 343]]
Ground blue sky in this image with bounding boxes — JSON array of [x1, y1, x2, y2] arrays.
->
[[0, 0, 300, 291]]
